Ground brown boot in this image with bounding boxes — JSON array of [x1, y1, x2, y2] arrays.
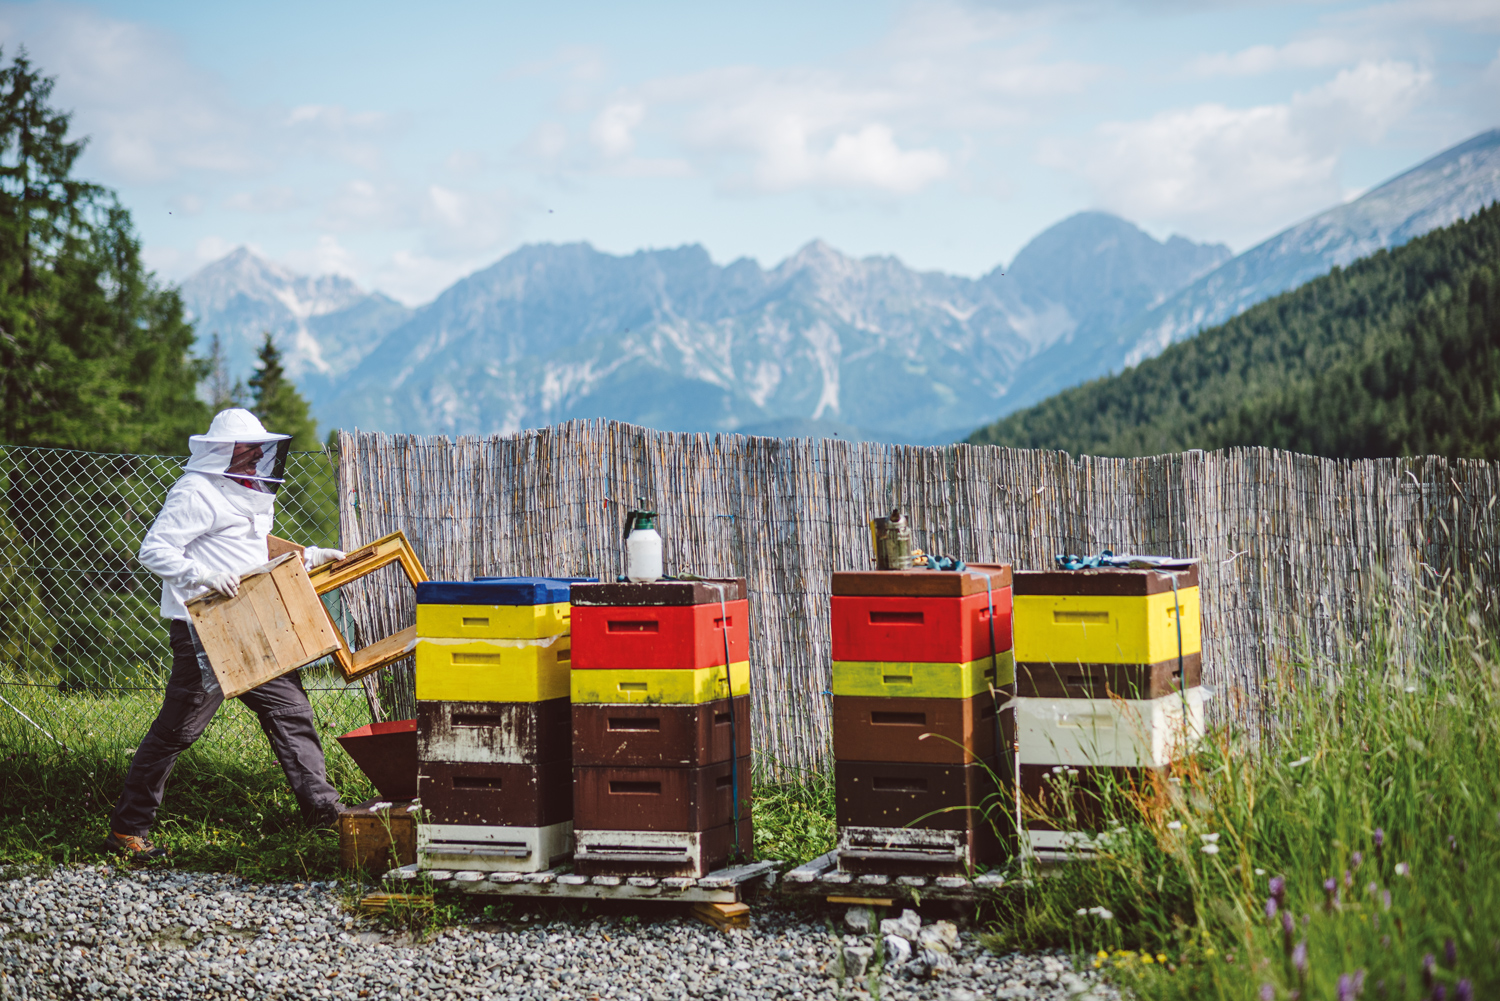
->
[[100, 831, 168, 861]]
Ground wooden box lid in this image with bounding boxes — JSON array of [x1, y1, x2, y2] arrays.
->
[[831, 563, 1011, 596]]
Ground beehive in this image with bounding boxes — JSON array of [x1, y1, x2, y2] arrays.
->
[[569, 577, 753, 877], [1013, 564, 1203, 859], [829, 564, 1015, 874], [414, 576, 592, 873]]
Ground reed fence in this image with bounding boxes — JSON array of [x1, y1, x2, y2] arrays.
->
[[334, 422, 1500, 776]]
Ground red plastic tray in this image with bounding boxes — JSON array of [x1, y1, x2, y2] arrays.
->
[[830, 589, 1012, 664], [571, 599, 749, 670]]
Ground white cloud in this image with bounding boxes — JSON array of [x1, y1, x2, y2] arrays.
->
[[1188, 38, 1360, 77], [1061, 59, 1433, 244], [590, 101, 645, 158]]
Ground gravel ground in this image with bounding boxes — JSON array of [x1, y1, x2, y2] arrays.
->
[[0, 865, 1120, 1001]]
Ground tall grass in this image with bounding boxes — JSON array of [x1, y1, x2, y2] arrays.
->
[[0, 685, 375, 880], [996, 587, 1500, 999]]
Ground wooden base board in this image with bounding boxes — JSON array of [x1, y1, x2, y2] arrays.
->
[[359, 892, 433, 913], [690, 901, 750, 931]]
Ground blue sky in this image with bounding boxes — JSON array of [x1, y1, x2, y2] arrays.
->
[[3, 0, 1496, 303]]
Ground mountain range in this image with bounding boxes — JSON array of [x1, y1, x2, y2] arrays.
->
[[179, 127, 1500, 443]]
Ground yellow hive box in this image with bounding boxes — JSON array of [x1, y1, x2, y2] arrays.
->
[[570, 663, 751, 705], [414, 636, 571, 702], [1013, 588, 1200, 666], [831, 653, 1015, 699], [416, 601, 570, 640]]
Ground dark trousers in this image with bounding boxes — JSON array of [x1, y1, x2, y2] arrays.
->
[[109, 619, 341, 836]]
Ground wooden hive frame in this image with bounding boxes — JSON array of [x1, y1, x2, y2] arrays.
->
[[306, 529, 430, 683]]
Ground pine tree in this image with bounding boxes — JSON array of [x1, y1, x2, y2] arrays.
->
[[0, 47, 206, 453], [248, 331, 319, 451]]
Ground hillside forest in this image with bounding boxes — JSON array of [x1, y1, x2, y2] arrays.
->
[[968, 202, 1500, 460]]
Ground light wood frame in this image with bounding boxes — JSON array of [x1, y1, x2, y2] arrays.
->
[[307, 529, 429, 682]]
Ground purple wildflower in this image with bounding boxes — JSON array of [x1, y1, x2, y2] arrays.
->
[[1266, 897, 1279, 920], [1448, 834, 1458, 852], [1373, 828, 1384, 850], [1445, 938, 1457, 967], [1355, 971, 1367, 993], [1352, 851, 1363, 869], [1434, 985, 1447, 1001], [1381, 935, 1392, 949], [1324, 877, 1341, 911], [1423, 954, 1436, 989], [1383, 889, 1392, 911], [1260, 985, 1275, 1001], [1376, 978, 1387, 999], [1367, 881, 1379, 896], [1282, 911, 1296, 953], [1337, 974, 1355, 1001], [1457, 979, 1473, 1001], [1270, 875, 1286, 903], [1345, 869, 1354, 889], [1292, 940, 1308, 978]]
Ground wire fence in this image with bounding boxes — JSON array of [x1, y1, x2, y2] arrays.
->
[[0, 444, 372, 752]]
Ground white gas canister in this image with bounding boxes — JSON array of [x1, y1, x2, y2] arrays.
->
[[625, 510, 663, 583]]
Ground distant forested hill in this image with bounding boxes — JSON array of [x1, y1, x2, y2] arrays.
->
[[967, 203, 1500, 460]]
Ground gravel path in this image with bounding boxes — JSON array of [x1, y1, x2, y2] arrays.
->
[[0, 865, 1119, 1000]]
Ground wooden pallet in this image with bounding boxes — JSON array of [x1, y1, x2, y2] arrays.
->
[[384, 859, 777, 905], [776, 851, 1010, 905]]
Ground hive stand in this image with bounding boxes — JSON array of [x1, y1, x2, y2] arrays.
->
[[777, 851, 1009, 906], [383, 859, 777, 905]]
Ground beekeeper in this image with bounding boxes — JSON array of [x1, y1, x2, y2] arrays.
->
[[103, 409, 348, 860]]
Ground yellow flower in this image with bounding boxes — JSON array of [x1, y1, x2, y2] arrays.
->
[[1157, 954, 1167, 964], [1097, 950, 1109, 960], [1142, 955, 1154, 964]]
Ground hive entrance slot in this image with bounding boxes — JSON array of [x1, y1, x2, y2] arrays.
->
[[873, 777, 928, 792], [882, 674, 914, 685], [870, 611, 923, 625], [452, 776, 502, 789], [1055, 610, 1108, 624], [608, 620, 658, 633], [608, 717, 661, 731], [461, 617, 490, 627], [452, 714, 503, 727], [609, 781, 662, 794], [870, 711, 926, 726], [715, 775, 733, 789], [714, 711, 731, 725], [452, 652, 501, 665]]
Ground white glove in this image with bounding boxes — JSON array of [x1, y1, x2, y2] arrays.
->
[[303, 547, 346, 570], [197, 570, 240, 598]]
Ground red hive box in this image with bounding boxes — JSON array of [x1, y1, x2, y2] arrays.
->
[[572, 696, 750, 768], [570, 600, 749, 670], [831, 590, 1013, 664], [573, 758, 752, 832]]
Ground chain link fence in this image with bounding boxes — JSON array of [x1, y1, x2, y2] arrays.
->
[[0, 444, 374, 752]]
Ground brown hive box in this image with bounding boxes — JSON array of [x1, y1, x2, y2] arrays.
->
[[570, 578, 747, 606], [831, 563, 1011, 597], [1015, 654, 1202, 699], [416, 760, 573, 827], [572, 818, 753, 878], [338, 799, 416, 873], [571, 696, 750, 768], [573, 757, 752, 832], [832, 690, 1014, 765], [835, 758, 1008, 831], [417, 698, 572, 765]]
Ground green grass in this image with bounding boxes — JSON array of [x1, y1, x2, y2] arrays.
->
[[995, 588, 1500, 999], [0, 681, 375, 880], [752, 763, 837, 865]]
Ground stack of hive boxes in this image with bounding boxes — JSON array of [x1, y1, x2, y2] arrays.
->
[[1012, 563, 1204, 859], [413, 576, 590, 872], [568, 579, 753, 877], [830, 565, 1016, 874]]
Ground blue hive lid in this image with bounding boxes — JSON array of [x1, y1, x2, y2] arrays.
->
[[416, 576, 596, 606]]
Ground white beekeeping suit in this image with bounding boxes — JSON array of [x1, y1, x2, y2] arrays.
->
[[138, 408, 340, 618]]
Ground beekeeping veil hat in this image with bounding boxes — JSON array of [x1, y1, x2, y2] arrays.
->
[[184, 408, 292, 489]]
